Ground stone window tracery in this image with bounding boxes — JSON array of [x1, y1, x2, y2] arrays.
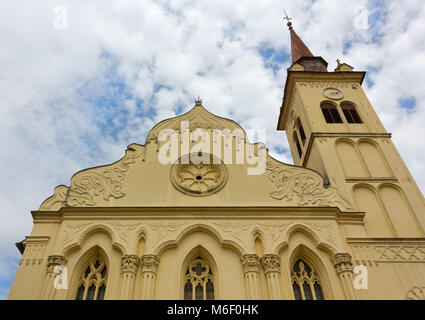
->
[[76, 255, 107, 300], [184, 257, 214, 300], [291, 259, 324, 300]]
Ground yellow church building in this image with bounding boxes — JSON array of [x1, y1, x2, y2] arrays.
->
[[8, 21, 425, 300]]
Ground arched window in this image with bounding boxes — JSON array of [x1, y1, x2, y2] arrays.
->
[[293, 132, 303, 158], [184, 257, 214, 300], [297, 118, 307, 145], [320, 103, 343, 124], [76, 255, 107, 300], [291, 259, 324, 300], [341, 103, 362, 124]]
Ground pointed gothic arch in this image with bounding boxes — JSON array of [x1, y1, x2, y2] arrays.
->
[[288, 244, 334, 300], [67, 244, 111, 300], [180, 245, 218, 300]]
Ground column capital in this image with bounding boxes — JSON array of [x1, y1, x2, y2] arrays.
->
[[331, 253, 354, 275], [140, 254, 160, 274], [261, 254, 281, 274], [46, 255, 67, 274], [121, 255, 140, 275], [241, 254, 261, 274]]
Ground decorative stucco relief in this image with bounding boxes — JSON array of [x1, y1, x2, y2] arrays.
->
[[39, 185, 69, 211], [109, 222, 144, 245], [257, 223, 290, 242], [170, 153, 228, 196], [66, 144, 144, 207], [352, 244, 425, 266], [305, 222, 336, 245], [62, 222, 93, 245], [147, 223, 185, 249], [306, 81, 352, 89], [214, 223, 252, 247], [266, 160, 352, 210], [20, 243, 47, 266]]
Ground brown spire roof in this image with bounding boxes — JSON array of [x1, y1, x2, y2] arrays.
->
[[289, 26, 314, 63]]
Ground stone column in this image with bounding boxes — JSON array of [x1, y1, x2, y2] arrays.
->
[[261, 254, 282, 300], [241, 254, 261, 300], [140, 254, 160, 300], [41, 255, 67, 300], [120, 255, 140, 300], [331, 253, 359, 300]]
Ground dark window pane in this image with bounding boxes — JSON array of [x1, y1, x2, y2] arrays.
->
[[351, 109, 362, 123], [101, 266, 107, 278], [297, 119, 306, 145], [314, 282, 324, 300], [294, 133, 302, 158], [293, 282, 302, 300], [87, 284, 96, 300], [322, 108, 333, 123], [76, 285, 85, 300], [330, 108, 342, 123], [94, 259, 100, 269], [195, 283, 203, 300], [184, 281, 192, 300], [206, 280, 214, 300], [84, 266, 91, 278], [98, 285, 106, 300], [341, 103, 362, 124], [303, 282, 313, 300], [194, 263, 206, 276], [343, 109, 354, 123]]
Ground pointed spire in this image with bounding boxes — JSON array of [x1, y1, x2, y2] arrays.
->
[[283, 12, 314, 63], [283, 12, 328, 72]]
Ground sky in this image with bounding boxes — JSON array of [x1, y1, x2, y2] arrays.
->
[[1, 0, 425, 299]]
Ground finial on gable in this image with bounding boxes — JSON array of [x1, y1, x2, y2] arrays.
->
[[195, 96, 203, 106]]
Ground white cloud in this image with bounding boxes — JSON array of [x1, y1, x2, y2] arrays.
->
[[0, 0, 424, 298]]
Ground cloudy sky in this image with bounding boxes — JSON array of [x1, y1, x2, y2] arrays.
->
[[1, 0, 424, 299]]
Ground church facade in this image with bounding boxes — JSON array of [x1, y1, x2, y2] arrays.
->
[[8, 23, 425, 300]]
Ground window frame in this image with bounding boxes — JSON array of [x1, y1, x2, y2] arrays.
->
[[75, 254, 108, 300], [340, 102, 363, 124], [183, 256, 215, 301], [293, 131, 303, 159], [296, 118, 307, 145], [291, 259, 325, 301], [320, 102, 343, 124]]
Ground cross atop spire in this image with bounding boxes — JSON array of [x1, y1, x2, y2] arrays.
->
[[283, 11, 293, 27]]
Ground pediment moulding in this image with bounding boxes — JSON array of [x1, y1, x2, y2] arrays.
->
[[145, 105, 248, 144], [38, 105, 354, 212]]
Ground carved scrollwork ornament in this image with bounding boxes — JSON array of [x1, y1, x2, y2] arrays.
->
[[140, 255, 160, 274], [121, 255, 140, 274], [241, 254, 261, 274], [331, 253, 354, 275], [261, 254, 281, 274]]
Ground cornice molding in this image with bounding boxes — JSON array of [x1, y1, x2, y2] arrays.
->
[[31, 206, 365, 224]]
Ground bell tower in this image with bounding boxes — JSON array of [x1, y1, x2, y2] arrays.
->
[[277, 17, 425, 238]]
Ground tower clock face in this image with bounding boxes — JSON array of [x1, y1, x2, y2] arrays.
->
[[323, 88, 343, 100]]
